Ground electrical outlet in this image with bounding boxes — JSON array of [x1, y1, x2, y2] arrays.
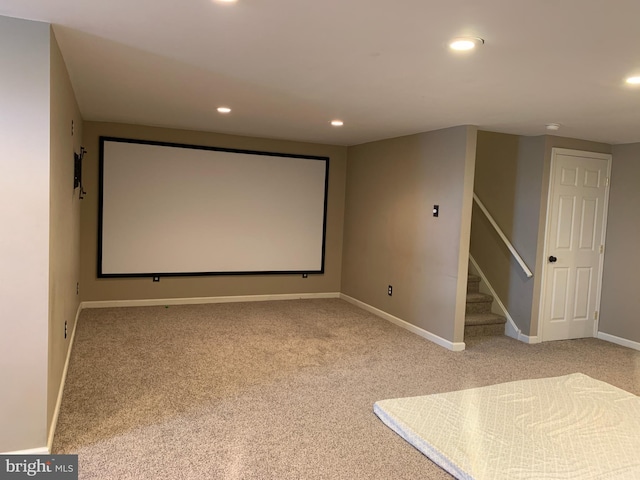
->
[[153, 276, 160, 282], [76, 282, 79, 295], [388, 285, 393, 296], [64, 320, 67, 339]]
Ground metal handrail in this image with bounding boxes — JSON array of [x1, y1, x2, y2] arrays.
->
[[473, 193, 533, 278]]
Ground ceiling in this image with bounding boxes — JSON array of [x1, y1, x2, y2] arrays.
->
[[1, 0, 639, 146]]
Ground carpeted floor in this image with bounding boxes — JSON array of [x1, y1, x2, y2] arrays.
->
[[53, 298, 640, 479]]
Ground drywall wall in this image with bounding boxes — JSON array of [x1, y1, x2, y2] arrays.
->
[[599, 142, 640, 344], [0, 16, 51, 452], [341, 126, 477, 345], [471, 132, 543, 335], [48, 29, 83, 436], [80, 122, 347, 301]]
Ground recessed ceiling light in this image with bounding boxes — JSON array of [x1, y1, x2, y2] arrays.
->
[[626, 76, 640, 85], [215, 0, 237, 3], [546, 123, 561, 131], [330, 120, 344, 127], [449, 37, 484, 51], [217, 107, 231, 114]]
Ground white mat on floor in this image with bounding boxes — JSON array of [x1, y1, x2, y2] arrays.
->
[[374, 373, 640, 479]]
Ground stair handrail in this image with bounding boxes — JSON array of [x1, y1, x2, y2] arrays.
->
[[473, 193, 533, 278]]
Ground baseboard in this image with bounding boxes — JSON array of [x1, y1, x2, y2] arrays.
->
[[82, 292, 341, 309], [597, 331, 640, 352], [3, 447, 49, 455], [518, 334, 541, 344], [339, 294, 465, 352], [46, 303, 82, 453]]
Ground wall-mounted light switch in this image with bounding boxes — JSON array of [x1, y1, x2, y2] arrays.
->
[[433, 205, 439, 217]]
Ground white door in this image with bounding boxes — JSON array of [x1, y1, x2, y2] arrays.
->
[[540, 149, 611, 341]]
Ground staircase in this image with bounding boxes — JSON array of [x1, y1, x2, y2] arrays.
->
[[465, 274, 506, 337]]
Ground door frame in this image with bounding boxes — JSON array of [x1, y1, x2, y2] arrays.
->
[[536, 148, 612, 341]]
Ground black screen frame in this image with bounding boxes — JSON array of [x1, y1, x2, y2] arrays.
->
[[97, 136, 329, 279]]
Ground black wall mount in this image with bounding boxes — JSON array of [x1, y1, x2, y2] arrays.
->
[[74, 147, 87, 199]]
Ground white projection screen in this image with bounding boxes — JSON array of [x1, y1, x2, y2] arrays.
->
[[98, 137, 329, 277]]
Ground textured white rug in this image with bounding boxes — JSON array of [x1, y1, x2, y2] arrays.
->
[[374, 373, 640, 479]]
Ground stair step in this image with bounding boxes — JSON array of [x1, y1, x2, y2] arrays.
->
[[467, 274, 480, 294], [465, 292, 493, 314], [464, 312, 506, 327], [465, 323, 506, 338], [464, 268, 506, 338], [464, 313, 507, 338], [466, 292, 492, 303]]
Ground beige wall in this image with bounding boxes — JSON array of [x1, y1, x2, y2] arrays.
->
[[471, 131, 521, 317], [599, 143, 640, 343], [80, 122, 347, 301], [48, 29, 83, 436], [341, 126, 477, 345], [471, 132, 544, 335], [0, 16, 51, 452], [473, 131, 521, 236]]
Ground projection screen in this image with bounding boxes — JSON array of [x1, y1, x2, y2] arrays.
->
[[98, 137, 329, 277]]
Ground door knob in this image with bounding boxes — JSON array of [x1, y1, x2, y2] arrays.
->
[[548, 255, 557, 263]]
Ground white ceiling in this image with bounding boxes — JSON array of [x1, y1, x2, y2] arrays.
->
[[2, 0, 640, 146]]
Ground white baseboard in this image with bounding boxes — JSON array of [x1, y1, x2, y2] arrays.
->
[[339, 294, 465, 352], [597, 331, 640, 351], [82, 292, 341, 309], [3, 447, 49, 455], [46, 303, 82, 453], [519, 334, 541, 344]]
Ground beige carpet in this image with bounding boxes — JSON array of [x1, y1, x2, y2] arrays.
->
[[53, 299, 640, 479]]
